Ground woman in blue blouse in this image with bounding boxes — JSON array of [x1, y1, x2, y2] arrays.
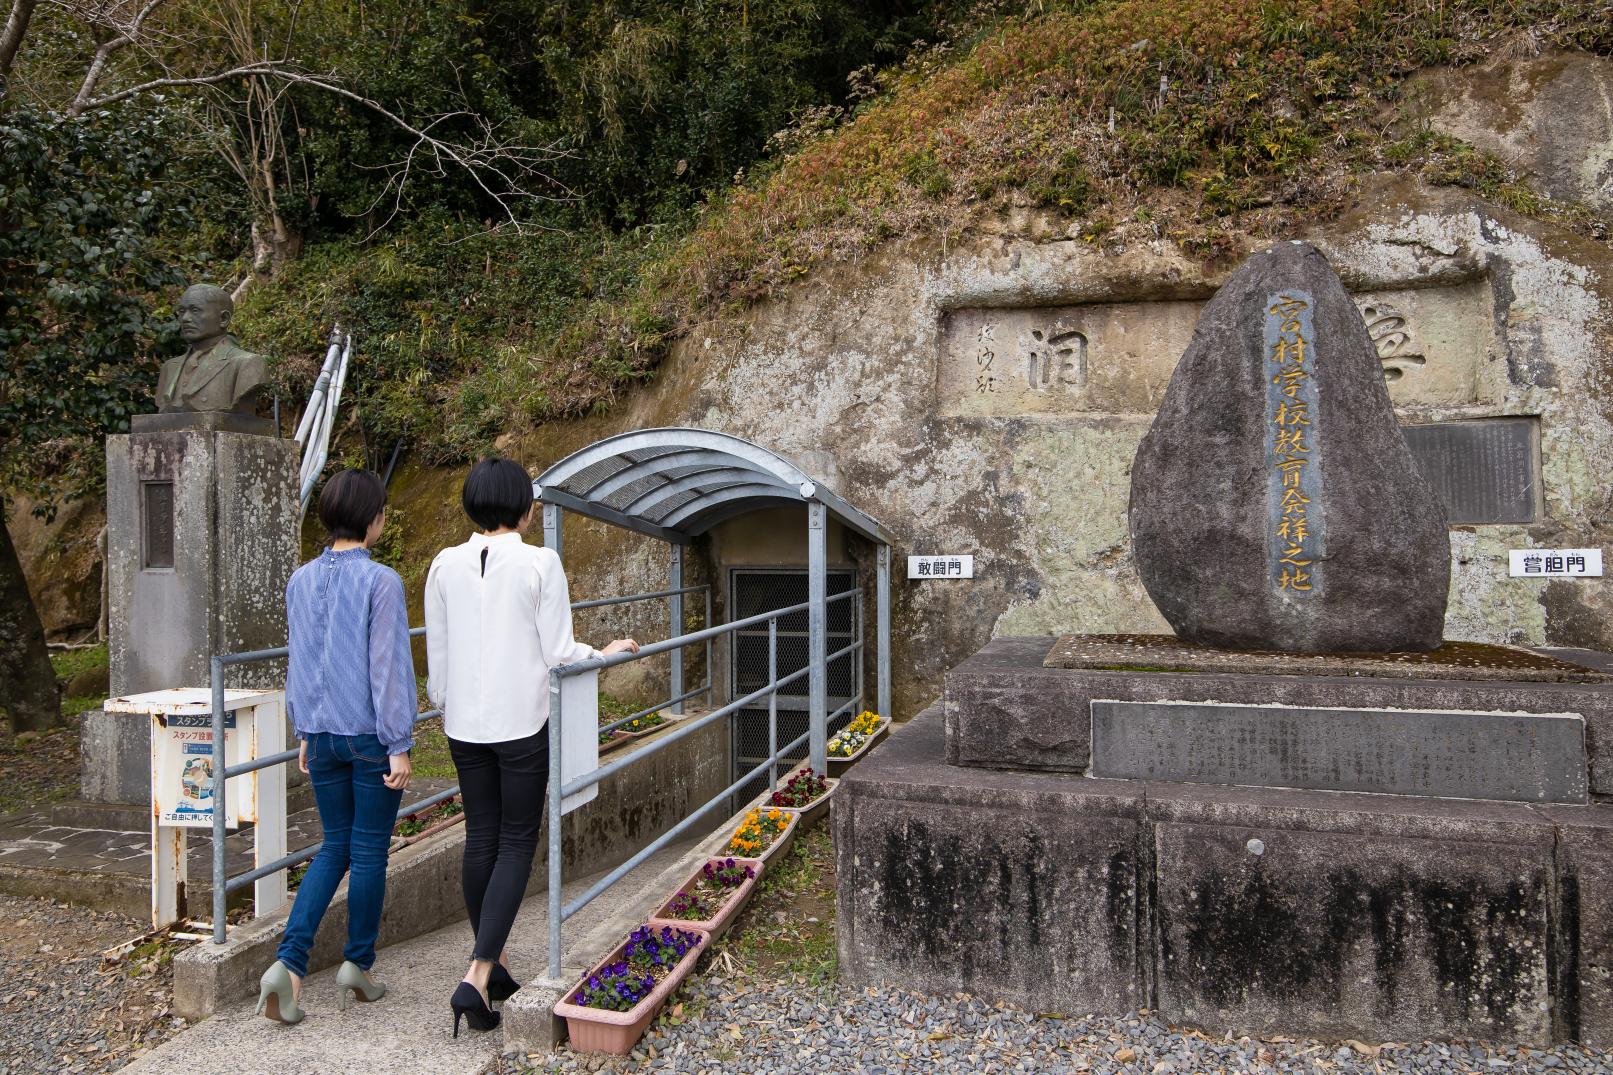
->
[[257, 469, 417, 1024]]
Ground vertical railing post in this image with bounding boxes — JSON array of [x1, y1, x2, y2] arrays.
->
[[542, 502, 564, 559], [877, 544, 892, 722], [703, 586, 713, 700], [547, 672, 565, 981], [210, 657, 228, 944], [807, 501, 828, 774], [668, 544, 684, 715], [768, 618, 779, 791]]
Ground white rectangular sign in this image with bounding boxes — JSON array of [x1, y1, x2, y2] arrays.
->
[[909, 554, 974, 579], [1509, 548, 1603, 578], [152, 711, 240, 828]]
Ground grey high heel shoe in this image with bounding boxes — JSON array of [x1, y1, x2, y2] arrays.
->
[[256, 960, 305, 1024], [336, 961, 387, 1010]]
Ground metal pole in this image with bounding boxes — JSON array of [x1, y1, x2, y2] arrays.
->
[[542, 502, 563, 559], [768, 618, 779, 791], [547, 674, 564, 980], [704, 586, 713, 702], [210, 658, 228, 944], [668, 545, 684, 715], [807, 501, 828, 773], [877, 544, 892, 721]]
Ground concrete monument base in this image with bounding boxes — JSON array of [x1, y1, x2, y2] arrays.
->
[[839, 638, 1613, 1047], [89, 418, 298, 806], [946, 636, 1613, 794]]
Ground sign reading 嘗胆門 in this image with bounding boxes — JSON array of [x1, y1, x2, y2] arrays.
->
[[1508, 549, 1603, 578]]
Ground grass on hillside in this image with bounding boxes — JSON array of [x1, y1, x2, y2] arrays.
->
[[49, 642, 109, 720]]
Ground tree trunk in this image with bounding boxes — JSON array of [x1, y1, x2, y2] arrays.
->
[[0, 0, 39, 95], [0, 496, 61, 734]]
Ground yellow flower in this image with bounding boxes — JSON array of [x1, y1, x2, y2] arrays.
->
[[767, 809, 782, 822]]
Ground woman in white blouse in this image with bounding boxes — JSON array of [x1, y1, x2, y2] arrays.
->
[[425, 457, 637, 1037]]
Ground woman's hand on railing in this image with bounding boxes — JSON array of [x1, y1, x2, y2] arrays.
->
[[384, 753, 413, 791], [298, 740, 309, 774], [601, 638, 640, 657]]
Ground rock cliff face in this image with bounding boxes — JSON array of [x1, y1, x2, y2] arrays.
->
[[1129, 241, 1451, 652], [1408, 48, 1613, 215]]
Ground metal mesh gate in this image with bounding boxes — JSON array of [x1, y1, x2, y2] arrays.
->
[[730, 568, 860, 807]]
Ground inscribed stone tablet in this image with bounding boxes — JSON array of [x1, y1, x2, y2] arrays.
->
[[1401, 418, 1540, 524], [1089, 699, 1587, 803]]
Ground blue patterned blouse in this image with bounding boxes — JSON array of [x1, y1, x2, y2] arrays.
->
[[285, 547, 417, 756]]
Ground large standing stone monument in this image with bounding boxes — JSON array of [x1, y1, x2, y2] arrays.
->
[[1129, 240, 1450, 652], [84, 285, 298, 807]]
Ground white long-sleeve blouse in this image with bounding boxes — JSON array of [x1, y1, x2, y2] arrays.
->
[[424, 531, 600, 744]]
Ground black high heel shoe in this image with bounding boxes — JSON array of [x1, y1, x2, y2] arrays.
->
[[451, 981, 500, 1038], [487, 962, 521, 1002]]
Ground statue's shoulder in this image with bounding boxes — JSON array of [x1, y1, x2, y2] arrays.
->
[[216, 336, 268, 380], [213, 335, 262, 363]]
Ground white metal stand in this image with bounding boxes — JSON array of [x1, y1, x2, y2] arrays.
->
[[105, 688, 287, 930]]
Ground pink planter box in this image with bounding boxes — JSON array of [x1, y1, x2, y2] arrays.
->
[[826, 722, 888, 777], [724, 807, 799, 867], [768, 769, 838, 831], [646, 857, 764, 942], [554, 927, 711, 1055]]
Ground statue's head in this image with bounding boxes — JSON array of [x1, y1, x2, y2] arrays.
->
[[175, 284, 233, 350]]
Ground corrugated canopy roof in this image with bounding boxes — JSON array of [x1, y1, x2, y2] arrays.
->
[[532, 428, 890, 545]]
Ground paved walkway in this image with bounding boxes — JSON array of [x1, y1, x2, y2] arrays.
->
[[118, 836, 706, 1075]]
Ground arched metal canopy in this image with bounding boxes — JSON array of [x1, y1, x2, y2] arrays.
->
[[533, 428, 891, 545]]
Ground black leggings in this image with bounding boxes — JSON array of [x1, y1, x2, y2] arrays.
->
[[448, 730, 549, 963]]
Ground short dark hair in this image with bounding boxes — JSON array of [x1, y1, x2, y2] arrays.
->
[[462, 457, 533, 531], [318, 469, 387, 540]]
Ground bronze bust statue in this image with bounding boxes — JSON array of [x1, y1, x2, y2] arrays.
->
[[155, 284, 268, 414]]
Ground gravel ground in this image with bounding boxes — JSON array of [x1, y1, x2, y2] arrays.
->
[[496, 827, 1613, 1075], [0, 894, 188, 1074], [501, 976, 1613, 1075]]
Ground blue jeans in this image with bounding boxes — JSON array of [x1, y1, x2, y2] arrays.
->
[[276, 732, 402, 978]]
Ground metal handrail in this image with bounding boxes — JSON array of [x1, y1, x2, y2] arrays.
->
[[544, 587, 864, 979], [203, 585, 716, 943]]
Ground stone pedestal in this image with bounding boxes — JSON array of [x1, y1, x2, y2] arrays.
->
[[839, 636, 1613, 1047], [88, 420, 297, 805]]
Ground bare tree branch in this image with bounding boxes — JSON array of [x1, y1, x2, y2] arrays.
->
[[0, 0, 39, 93], [68, 0, 165, 114], [70, 58, 286, 113]]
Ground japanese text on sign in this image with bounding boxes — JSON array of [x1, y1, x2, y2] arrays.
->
[[908, 555, 975, 580], [1264, 290, 1324, 596], [1508, 549, 1603, 578]]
